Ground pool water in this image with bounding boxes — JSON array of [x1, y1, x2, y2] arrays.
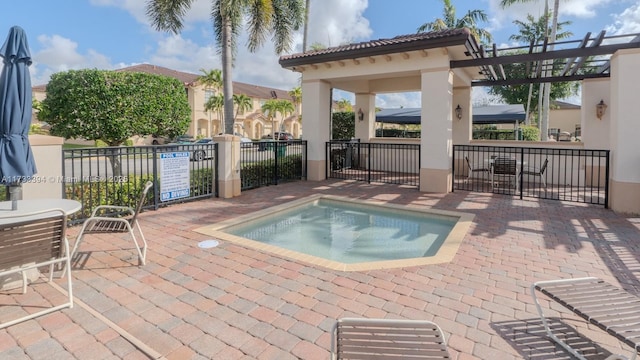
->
[[224, 198, 457, 264]]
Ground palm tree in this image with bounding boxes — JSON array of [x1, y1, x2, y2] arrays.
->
[[501, 0, 562, 140], [336, 99, 352, 112], [146, 0, 305, 135], [261, 99, 280, 138], [510, 12, 572, 124], [233, 94, 253, 135], [303, 0, 311, 52], [417, 0, 492, 44], [288, 86, 302, 120], [204, 94, 224, 136], [198, 68, 223, 136], [277, 100, 295, 132]]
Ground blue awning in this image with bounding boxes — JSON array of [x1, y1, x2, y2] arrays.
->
[[376, 105, 526, 125]]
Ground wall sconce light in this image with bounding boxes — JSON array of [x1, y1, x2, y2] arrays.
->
[[455, 104, 462, 120], [596, 99, 607, 120], [357, 108, 364, 121]]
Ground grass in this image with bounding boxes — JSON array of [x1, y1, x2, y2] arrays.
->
[[63, 143, 95, 150]]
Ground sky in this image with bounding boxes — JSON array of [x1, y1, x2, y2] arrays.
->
[[2, 0, 640, 108]]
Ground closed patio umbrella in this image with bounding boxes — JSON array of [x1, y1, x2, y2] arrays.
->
[[0, 26, 37, 210]]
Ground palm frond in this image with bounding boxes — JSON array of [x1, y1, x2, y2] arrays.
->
[[146, 0, 195, 33]]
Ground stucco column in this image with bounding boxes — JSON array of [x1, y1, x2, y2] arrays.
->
[[452, 86, 472, 145], [419, 68, 453, 193], [609, 49, 640, 214], [214, 134, 241, 198], [354, 93, 376, 140], [581, 78, 610, 149], [302, 79, 332, 180]]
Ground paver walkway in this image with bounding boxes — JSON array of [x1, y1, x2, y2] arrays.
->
[[2, 180, 640, 359]]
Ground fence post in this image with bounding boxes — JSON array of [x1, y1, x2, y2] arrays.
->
[[152, 146, 159, 210], [367, 142, 372, 183], [214, 134, 241, 198]]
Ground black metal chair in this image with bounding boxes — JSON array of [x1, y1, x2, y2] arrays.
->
[[522, 158, 548, 188], [491, 157, 519, 191], [70, 181, 153, 266], [465, 156, 489, 182]]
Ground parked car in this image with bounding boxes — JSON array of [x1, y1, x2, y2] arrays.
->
[[146, 134, 170, 145], [261, 132, 294, 141], [274, 132, 294, 140], [190, 138, 215, 161], [239, 137, 253, 148], [174, 135, 194, 144]]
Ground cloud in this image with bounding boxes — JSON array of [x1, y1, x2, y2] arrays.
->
[[31, 34, 113, 85], [607, 2, 640, 34], [305, 0, 371, 49], [487, 0, 614, 32]]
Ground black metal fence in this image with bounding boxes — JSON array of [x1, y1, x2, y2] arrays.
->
[[326, 141, 420, 187], [453, 145, 609, 207], [63, 143, 217, 221], [240, 140, 307, 190]]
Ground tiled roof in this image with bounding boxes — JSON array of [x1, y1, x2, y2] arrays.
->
[[280, 29, 473, 67], [34, 64, 292, 100], [115, 64, 199, 84]]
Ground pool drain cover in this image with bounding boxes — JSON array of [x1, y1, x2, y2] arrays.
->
[[198, 239, 220, 249]]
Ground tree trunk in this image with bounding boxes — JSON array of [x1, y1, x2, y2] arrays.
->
[[221, 16, 234, 135], [303, 0, 310, 52]]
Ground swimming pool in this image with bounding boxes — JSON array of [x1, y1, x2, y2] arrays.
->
[[195, 195, 473, 271]]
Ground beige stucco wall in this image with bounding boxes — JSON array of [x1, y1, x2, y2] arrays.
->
[[22, 135, 65, 199], [608, 48, 640, 214], [549, 108, 580, 135]]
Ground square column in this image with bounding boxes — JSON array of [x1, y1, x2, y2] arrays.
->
[[419, 69, 453, 193], [213, 134, 241, 198], [609, 49, 640, 214], [452, 86, 472, 145], [302, 79, 332, 180], [354, 93, 376, 140]]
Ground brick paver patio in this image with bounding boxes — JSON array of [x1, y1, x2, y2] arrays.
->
[[2, 179, 640, 359]]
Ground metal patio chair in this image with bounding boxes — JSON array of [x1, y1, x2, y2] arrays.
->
[[70, 181, 153, 267], [465, 156, 489, 182], [331, 317, 450, 359], [491, 157, 519, 192], [522, 158, 548, 188]]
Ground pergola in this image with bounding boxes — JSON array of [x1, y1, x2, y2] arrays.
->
[[279, 28, 640, 214]]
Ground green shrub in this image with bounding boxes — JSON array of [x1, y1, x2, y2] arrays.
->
[[241, 154, 303, 188], [95, 139, 108, 147], [520, 126, 540, 141], [66, 168, 215, 218]]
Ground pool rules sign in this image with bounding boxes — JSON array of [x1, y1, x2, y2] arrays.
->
[[160, 152, 190, 201]]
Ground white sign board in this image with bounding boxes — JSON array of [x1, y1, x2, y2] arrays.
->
[[160, 152, 190, 201]]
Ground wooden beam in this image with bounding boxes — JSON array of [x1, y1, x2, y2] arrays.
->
[[368, 57, 375, 63], [401, 52, 410, 59], [560, 32, 591, 76], [421, 49, 428, 57], [569, 30, 605, 76], [324, 63, 332, 68], [452, 41, 640, 68], [310, 64, 318, 70], [471, 72, 610, 87], [384, 55, 392, 62], [337, 60, 345, 67], [353, 59, 360, 65]]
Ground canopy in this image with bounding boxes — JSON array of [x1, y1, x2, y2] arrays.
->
[[375, 105, 526, 125]]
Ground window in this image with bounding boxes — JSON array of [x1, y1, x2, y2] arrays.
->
[[204, 89, 214, 103]]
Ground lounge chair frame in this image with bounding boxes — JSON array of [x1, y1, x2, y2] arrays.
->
[[532, 277, 640, 360], [70, 181, 153, 267], [331, 317, 450, 359], [0, 208, 73, 329]]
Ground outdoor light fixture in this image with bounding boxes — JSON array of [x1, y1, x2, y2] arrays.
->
[[455, 104, 462, 120], [596, 99, 607, 120], [357, 108, 364, 121]]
